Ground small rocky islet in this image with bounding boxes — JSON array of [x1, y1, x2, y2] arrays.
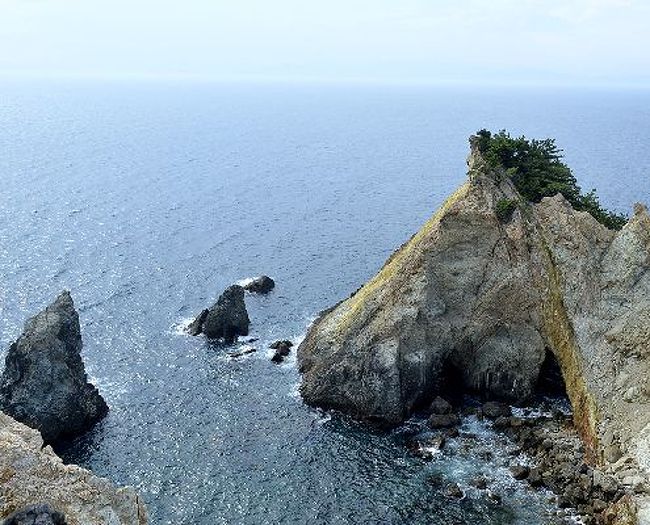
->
[[1, 135, 649, 524]]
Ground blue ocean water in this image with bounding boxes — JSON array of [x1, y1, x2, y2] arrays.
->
[[1, 80, 649, 524]]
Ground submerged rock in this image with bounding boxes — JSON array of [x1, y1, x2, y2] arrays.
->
[[0, 412, 147, 524], [242, 276, 275, 294], [227, 347, 256, 359], [188, 285, 250, 343], [2, 503, 67, 525], [297, 135, 650, 521], [482, 402, 512, 420], [0, 292, 108, 443]]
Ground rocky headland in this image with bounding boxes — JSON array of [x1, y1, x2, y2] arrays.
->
[[298, 134, 650, 523], [0, 411, 147, 525]]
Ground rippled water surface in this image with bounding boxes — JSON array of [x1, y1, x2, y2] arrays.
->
[[1, 81, 649, 524]]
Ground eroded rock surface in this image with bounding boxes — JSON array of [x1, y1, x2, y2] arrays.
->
[[298, 137, 650, 520], [0, 292, 108, 444], [0, 411, 147, 525]]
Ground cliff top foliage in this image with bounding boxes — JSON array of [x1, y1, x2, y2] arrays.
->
[[475, 129, 627, 230]]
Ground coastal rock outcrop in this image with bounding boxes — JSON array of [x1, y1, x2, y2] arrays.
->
[[188, 285, 250, 343], [242, 276, 275, 294], [0, 411, 147, 525], [0, 292, 108, 444], [298, 136, 650, 518]]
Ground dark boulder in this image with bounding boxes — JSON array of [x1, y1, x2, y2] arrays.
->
[[510, 465, 531, 480], [445, 483, 464, 499], [271, 340, 293, 363], [427, 413, 460, 429], [482, 401, 512, 419], [470, 476, 488, 490], [2, 503, 67, 525], [188, 285, 250, 343], [429, 396, 452, 415], [243, 276, 275, 294], [0, 292, 108, 444], [269, 340, 293, 350]]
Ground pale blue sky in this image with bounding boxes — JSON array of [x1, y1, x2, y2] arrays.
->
[[1, 0, 649, 86]]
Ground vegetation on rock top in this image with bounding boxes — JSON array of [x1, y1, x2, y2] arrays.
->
[[475, 129, 627, 230]]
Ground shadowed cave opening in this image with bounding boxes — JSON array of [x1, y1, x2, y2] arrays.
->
[[536, 349, 568, 399], [430, 348, 569, 409]]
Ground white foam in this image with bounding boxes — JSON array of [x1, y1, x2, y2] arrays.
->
[[170, 317, 194, 336]]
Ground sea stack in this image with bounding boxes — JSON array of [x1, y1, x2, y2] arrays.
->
[[297, 136, 650, 517], [0, 291, 108, 443], [188, 285, 250, 343]]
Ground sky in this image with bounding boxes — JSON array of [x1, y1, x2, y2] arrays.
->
[[1, 0, 649, 87]]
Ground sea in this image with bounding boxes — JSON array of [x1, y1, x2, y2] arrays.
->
[[1, 80, 649, 524]]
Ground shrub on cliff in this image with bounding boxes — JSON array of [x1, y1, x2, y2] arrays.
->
[[475, 129, 627, 230]]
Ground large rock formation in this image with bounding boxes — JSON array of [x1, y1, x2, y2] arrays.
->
[[298, 138, 650, 515], [0, 411, 147, 525], [188, 285, 250, 343], [0, 292, 108, 444]]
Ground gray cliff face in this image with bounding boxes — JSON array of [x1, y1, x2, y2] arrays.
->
[[297, 139, 650, 516], [0, 291, 108, 444], [189, 285, 250, 343], [0, 411, 147, 525], [298, 159, 547, 424]]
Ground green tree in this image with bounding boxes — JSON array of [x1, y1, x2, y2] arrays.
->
[[475, 129, 627, 230]]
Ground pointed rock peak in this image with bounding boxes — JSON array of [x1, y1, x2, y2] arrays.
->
[[633, 202, 649, 218], [467, 134, 490, 180], [50, 290, 75, 311], [0, 292, 108, 443]]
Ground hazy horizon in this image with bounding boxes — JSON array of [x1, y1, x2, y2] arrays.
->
[[1, 0, 649, 88]]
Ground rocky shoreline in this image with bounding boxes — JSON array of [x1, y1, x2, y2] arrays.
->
[[0, 411, 147, 525], [406, 396, 647, 524]]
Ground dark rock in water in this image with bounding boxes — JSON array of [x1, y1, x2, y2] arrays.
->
[[187, 309, 208, 336], [429, 396, 452, 415], [270, 340, 293, 363], [228, 347, 256, 358], [0, 291, 108, 444], [493, 416, 511, 429], [527, 467, 543, 487], [269, 340, 293, 350], [470, 476, 488, 490], [482, 401, 512, 419], [2, 503, 67, 525], [242, 276, 275, 294], [445, 483, 464, 499], [510, 465, 530, 480], [407, 432, 446, 459], [189, 285, 250, 343], [427, 413, 460, 429]]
